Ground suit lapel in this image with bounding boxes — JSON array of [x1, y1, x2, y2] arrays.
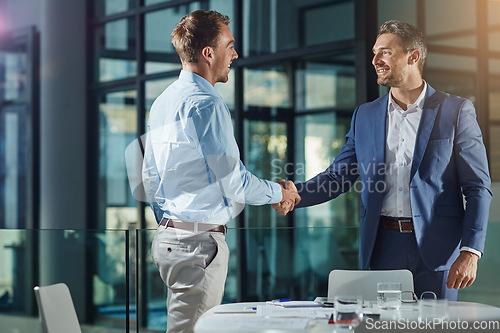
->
[[410, 85, 440, 180], [373, 95, 388, 167]]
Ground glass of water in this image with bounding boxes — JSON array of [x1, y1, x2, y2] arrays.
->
[[333, 295, 363, 331], [377, 282, 402, 309]]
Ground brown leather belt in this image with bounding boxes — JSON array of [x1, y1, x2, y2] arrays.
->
[[159, 218, 227, 235], [380, 216, 414, 233]]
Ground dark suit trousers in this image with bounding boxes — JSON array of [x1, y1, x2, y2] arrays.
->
[[369, 225, 459, 301]]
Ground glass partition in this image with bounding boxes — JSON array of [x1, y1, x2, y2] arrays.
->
[[0, 229, 129, 331], [98, 90, 138, 230], [136, 226, 358, 332]]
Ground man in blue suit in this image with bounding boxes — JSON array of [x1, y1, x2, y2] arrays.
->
[[274, 20, 491, 300]]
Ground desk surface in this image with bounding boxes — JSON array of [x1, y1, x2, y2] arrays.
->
[[194, 301, 500, 333]]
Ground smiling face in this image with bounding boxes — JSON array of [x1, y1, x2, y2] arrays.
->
[[372, 33, 416, 88], [211, 24, 238, 85]]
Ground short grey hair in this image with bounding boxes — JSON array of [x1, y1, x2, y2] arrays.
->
[[378, 20, 427, 73]]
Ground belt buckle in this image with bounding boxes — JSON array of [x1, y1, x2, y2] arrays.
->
[[398, 219, 412, 233]]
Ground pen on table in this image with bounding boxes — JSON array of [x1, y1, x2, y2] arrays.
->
[[244, 307, 257, 310]]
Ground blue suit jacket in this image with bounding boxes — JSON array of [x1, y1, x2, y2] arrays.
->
[[296, 84, 492, 271]]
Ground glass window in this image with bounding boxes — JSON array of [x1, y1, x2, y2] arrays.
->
[[295, 54, 356, 112], [488, 0, 500, 52], [294, 112, 358, 228], [425, 0, 477, 49], [145, 6, 198, 75], [489, 59, 500, 181], [243, 0, 354, 57], [0, 51, 27, 102], [243, 120, 288, 225], [424, 53, 478, 103], [145, 77, 177, 115], [242, 120, 290, 300], [244, 66, 291, 110], [490, 126, 500, 181], [294, 113, 359, 299], [94, 0, 134, 17], [215, 71, 235, 110], [144, 1, 234, 74], [145, 0, 176, 5], [378, 0, 417, 27], [95, 19, 137, 82], [98, 90, 138, 229], [304, 1, 354, 46]]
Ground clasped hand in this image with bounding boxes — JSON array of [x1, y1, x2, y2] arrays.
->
[[272, 179, 300, 216]]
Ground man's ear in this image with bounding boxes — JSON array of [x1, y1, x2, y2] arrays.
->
[[201, 46, 213, 64], [408, 49, 421, 66]]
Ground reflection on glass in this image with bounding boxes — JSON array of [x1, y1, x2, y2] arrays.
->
[[0, 51, 27, 101], [295, 55, 355, 111], [293, 112, 359, 298], [243, 120, 288, 225], [0, 230, 28, 314], [425, 53, 477, 103], [425, 0, 476, 49], [4, 112, 18, 228], [242, 120, 289, 300], [94, 0, 134, 17], [294, 113, 358, 227], [96, 19, 137, 82], [89, 230, 128, 327], [99, 90, 138, 229], [244, 68, 291, 109]]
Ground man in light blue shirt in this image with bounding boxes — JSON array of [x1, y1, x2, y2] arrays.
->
[[142, 10, 300, 333]]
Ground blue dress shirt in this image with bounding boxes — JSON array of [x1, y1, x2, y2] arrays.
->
[[142, 70, 282, 224]]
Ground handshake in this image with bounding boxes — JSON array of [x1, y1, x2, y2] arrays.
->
[[272, 179, 301, 216]]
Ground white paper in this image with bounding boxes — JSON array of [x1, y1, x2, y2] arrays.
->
[[257, 304, 332, 318]]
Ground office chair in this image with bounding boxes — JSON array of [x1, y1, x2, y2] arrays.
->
[[34, 283, 82, 333], [328, 269, 414, 301]]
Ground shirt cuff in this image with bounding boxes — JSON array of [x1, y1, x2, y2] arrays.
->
[[269, 182, 283, 204], [460, 246, 482, 258]]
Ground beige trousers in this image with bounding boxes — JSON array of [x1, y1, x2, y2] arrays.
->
[[151, 226, 229, 333]]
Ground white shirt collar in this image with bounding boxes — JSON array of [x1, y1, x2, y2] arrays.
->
[[388, 81, 428, 112]]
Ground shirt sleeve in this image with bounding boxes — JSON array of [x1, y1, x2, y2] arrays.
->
[[142, 124, 164, 223], [191, 99, 282, 205], [460, 246, 482, 258]]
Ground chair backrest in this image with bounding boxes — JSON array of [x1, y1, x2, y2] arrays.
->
[[34, 283, 82, 333], [328, 269, 414, 301]]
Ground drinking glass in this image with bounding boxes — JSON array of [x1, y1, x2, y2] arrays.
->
[[418, 291, 448, 323], [333, 295, 363, 331], [377, 282, 402, 309]]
